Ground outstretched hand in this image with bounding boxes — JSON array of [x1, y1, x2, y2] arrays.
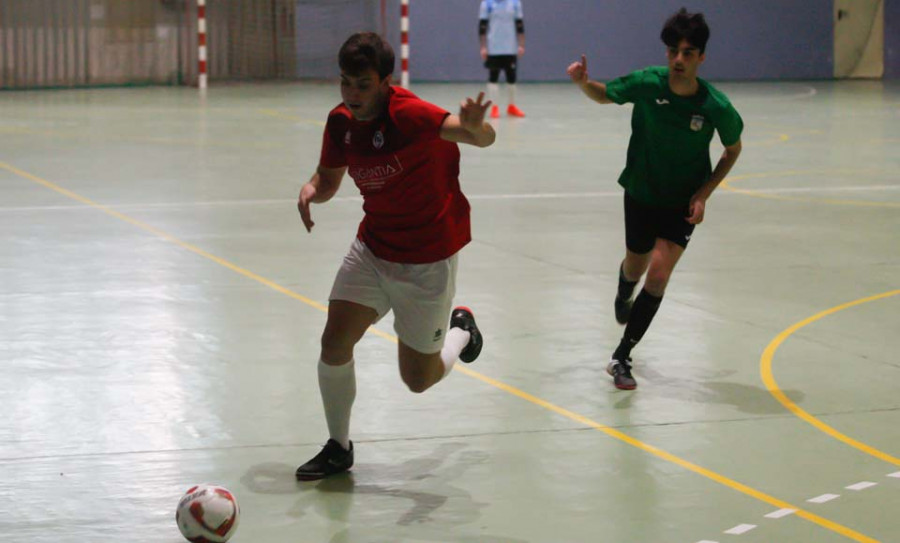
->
[[459, 92, 492, 132], [567, 54, 588, 85]]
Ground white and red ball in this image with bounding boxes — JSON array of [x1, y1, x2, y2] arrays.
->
[[175, 484, 240, 543]]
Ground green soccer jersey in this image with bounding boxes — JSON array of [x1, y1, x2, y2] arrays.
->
[[605, 66, 743, 208]]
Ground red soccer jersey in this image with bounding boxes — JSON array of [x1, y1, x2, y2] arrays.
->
[[319, 86, 471, 264]]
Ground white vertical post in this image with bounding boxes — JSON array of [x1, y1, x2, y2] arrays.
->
[[198, 0, 208, 89], [400, 0, 409, 88]]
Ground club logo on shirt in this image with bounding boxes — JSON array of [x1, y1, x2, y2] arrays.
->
[[344, 131, 351, 144], [372, 130, 385, 149], [690, 115, 705, 131]]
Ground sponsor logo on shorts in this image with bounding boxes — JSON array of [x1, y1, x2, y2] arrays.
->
[[433, 328, 443, 342]]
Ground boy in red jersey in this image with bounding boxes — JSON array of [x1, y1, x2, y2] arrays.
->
[[295, 32, 496, 480]]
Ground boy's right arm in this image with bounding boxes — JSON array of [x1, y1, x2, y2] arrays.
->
[[298, 165, 347, 233], [567, 54, 614, 104]]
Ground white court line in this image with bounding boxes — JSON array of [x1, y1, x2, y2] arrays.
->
[[1, 184, 898, 213], [765, 508, 797, 519], [888, 471, 900, 478], [696, 540, 719, 543], [466, 191, 624, 200], [723, 524, 756, 535], [735, 85, 817, 101], [807, 494, 840, 504], [845, 481, 877, 491], [783, 86, 818, 100]]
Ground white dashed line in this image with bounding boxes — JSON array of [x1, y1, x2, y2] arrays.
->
[[694, 473, 896, 543], [807, 493, 840, 504], [764, 508, 797, 519], [723, 524, 757, 535]]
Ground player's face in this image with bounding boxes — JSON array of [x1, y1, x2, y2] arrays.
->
[[340, 69, 391, 121], [666, 38, 705, 81]]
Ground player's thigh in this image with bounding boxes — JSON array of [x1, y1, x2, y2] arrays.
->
[[655, 203, 696, 250], [320, 300, 379, 363], [386, 255, 458, 356], [324, 239, 390, 360], [504, 57, 518, 83], [623, 192, 657, 254]]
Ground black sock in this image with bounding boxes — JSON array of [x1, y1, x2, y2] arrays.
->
[[617, 263, 638, 301], [614, 289, 663, 361]]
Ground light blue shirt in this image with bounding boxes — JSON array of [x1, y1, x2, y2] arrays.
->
[[479, 0, 523, 56]]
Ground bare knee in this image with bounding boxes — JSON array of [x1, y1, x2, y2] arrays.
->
[[623, 253, 651, 280], [398, 348, 443, 394], [401, 374, 433, 394], [643, 269, 670, 296], [399, 361, 437, 393], [320, 329, 355, 365]]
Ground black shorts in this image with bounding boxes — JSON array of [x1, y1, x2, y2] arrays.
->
[[623, 192, 695, 254], [484, 55, 517, 70]]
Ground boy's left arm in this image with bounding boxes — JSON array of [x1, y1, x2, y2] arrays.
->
[[687, 140, 742, 225], [440, 92, 496, 148]]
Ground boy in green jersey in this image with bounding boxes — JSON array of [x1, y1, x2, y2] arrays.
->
[[566, 9, 743, 390]]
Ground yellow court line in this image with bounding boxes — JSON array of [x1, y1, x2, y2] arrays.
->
[[761, 290, 900, 466], [0, 161, 326, 312], [720, 169, 900, 208], [1, 160, 881, 543], [740, 133, 789, 148], [0, 126, 281, 149]]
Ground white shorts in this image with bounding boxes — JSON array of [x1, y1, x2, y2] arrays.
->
[[329, 238, 458, 354]]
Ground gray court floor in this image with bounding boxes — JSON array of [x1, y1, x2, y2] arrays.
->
[[0, 80, 898, 543]]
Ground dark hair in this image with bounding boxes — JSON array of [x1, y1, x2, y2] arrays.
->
[[660, 8, 710, 54], [338, 32, 395, 79]]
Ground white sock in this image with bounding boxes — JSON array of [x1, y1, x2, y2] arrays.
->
[[318, 359, 355, 451], [507, 84, 518, 106], [487, 83, 500, 107], [439, 327, 471, 377]]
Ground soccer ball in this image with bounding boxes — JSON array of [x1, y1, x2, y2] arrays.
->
[[175, 484, 240, 543]]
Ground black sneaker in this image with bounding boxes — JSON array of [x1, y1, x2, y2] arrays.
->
[[295, 439, 354, 481], [450, 306, 483, 363], [614, 295, 633, 325], [606, 358, 637, 390]]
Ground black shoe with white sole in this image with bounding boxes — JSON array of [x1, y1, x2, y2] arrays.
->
[[607, 358, 637, 390], [295, 439, 354, 481], [450, 306, 483, 363]]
